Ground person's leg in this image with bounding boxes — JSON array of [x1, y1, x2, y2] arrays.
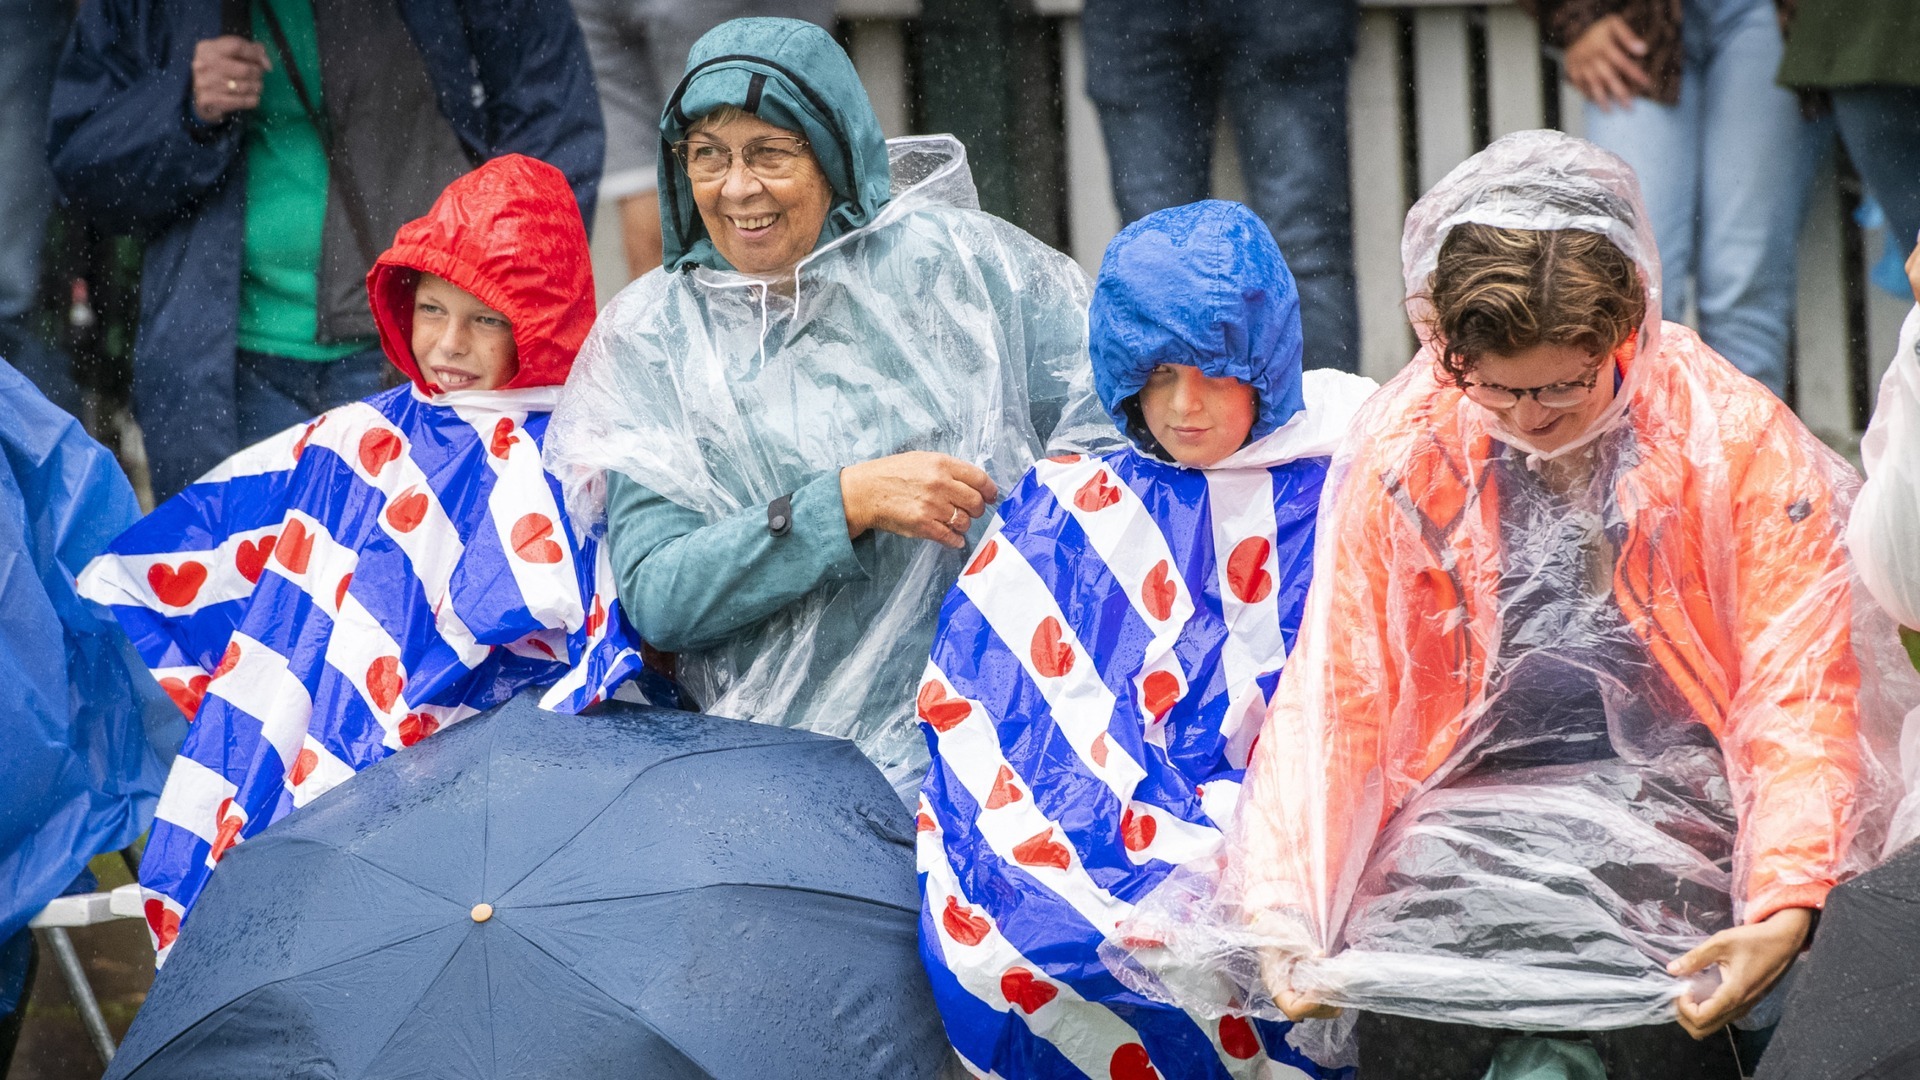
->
[[1589, 1021, 1743, 1079], [1081, 0, 1217, 223], [1832, 86, 1920, 268], [1689, 0, 1828, 396], [1354, 1012, 1510, 1080], [314, 347, 391, 408], [1582, 73, 1700, 329], [235, 350, 332, 445], [0, 928, 35, 1078], [0, 0, 78, 413], [1218, 0, 1359, 372]]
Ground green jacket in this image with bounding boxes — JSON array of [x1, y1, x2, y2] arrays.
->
[[1779, 0, 1920, 89]]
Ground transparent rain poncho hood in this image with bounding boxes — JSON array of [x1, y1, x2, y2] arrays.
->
[[544, 133, 1094, 797], [1107, 131, 1920, 1035]]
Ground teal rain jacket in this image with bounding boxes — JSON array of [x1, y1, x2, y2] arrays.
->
[[545, 20, 1098, 799]]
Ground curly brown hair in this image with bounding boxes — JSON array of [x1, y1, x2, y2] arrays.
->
[[1419, 224, 1647, 384]]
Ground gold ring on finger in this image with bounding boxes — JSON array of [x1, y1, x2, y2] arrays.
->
[[227, 78, 239, 91], [948, 508, 965, 531]]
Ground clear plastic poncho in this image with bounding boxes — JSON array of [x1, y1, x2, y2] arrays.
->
[[1107, 131, 1920, 1035], [545, 136, 1097, 797]]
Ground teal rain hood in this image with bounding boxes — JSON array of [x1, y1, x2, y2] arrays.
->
[[657, 18, 893, 273]]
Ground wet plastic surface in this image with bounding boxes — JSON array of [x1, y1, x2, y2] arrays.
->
[[1110, 132, 1920, 1035], [547, 136, 1098, 797]]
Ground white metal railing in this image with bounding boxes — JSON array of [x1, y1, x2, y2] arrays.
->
[[592, 1, 1908, 441]]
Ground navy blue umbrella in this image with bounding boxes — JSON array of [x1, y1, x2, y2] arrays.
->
[[105, 691, 948, 1079]]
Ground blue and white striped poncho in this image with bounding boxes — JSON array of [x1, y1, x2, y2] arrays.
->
[[918, 369, 1373, 1080], [79, 384, 666, 959]]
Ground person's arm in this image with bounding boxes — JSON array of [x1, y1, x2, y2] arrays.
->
[[604, 471, 874, 654], [1668, 409, 1867, 1035], [1514, 0, 1649, 109], [47, 0, 247, 233], [457, 0, 605, 217], [1848, 273, 1920, 629]]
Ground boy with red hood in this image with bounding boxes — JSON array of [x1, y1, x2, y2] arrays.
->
[[80, 156, 667, 958]]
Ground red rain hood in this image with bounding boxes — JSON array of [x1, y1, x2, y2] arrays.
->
[[367, 154, 594, 394]]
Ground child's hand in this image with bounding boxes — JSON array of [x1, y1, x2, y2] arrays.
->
[[1669, 906, 1813, 1039], [1260, 948, 1342, 1022], [840, 452, 998, 549]]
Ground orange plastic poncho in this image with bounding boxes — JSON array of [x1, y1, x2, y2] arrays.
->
[[1109, 131, 1920, 1034]]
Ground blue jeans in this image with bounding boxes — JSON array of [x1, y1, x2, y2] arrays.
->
[[235, 348, 391, 446], [1083, 0, 1360, 374], [1833, 86, 1920, 268], [1584, 0, 1828, 397], [0, 0, 77, 414]]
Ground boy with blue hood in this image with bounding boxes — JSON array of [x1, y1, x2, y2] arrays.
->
[[914, 200, 1374, 1078]]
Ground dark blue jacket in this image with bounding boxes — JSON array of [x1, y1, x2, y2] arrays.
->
[[47, 0, 604, 499]]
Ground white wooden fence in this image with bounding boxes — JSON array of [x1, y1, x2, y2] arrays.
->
[[596, 0, 1912, 445]]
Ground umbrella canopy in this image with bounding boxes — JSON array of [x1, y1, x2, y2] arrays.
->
[[1756, 840, 1920, 1080], [105, 690, 947, 1079]]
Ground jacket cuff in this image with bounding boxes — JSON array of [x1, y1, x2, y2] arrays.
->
[[794, 471, 872, 583], [182, 96, 238, 146], [1746, 882, 1831, 926]]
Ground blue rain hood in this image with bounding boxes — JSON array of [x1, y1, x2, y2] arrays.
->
[[1089, 200, 1307, 447], [658, 18, 892, 273]]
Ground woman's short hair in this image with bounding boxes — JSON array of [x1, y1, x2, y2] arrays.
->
[[1420, 224, 1647, 383], [685, 104, 752, 137]]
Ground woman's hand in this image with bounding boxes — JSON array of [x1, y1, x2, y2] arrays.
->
[[192, 36, 271, 124], [1259, 948, 1342, 1022], [840, 452, 998, 550], [1564, 15, 1651, 111], [1670, 906, 1814, 1038]]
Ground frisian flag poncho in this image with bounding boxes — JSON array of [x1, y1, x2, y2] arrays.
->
[[918, 378, 1370, 1080], [80, 392, 659, 958], [77, 156, 666, 959], [918, 201, 1373, 1079]]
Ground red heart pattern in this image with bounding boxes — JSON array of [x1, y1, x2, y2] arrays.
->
[[147, 560, 208, 607], [1090, 732, 1109, 767], [160, 675, 211, 718], [209, 798, 244, 863], [942, 896, 990, 946], [143, 899, 180, 950], [399, 712, 439, 747], [1226, 536, 1274, 604], [585, 594, 606, 638], [1141, 560, 1177, 621], [366, 656, 404, 713], [916, 812, 937, 833], [1110, 1044, 1159, 1080], [1073, 471, 1122, 513], [289, 747, 319, 786], [510, 513, 564, 564], [212, 642, 241, 679], [1218, 1015, 1260, 1059], [1141, 670, 1180, 721], [386, 487, 428, 533], [1029, 617, 1074, 679], [357, 429, 403, 476], [984, 765, 1023, 810], [1121, 808, 1157, 852], [1000, 967, 1058, 1014], [292, 415, 325, 461], [965, 539, 999, 576], [335, 573, 353, 609], [235, 536, 276, 584], [276, 519, 314, 574], [916, 681, 971, 732], [1046, 453, 1083, 464], [530, 638, 558, 660], [1012, 828, 1072, 871], [489, 418, 518, 459]]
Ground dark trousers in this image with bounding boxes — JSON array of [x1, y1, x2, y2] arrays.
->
[[1081, 0, 1361, 374], [1356, 1012, 1745, 1080]]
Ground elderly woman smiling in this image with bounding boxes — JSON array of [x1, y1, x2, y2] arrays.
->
[[545, 18, 1096, 798]]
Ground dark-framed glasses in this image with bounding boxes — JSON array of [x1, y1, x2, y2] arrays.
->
[[1458, 368, 1603, 410], [671, 136, 811, 182]]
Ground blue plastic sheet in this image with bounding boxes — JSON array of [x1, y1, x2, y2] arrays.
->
[[0, 357, 175, 945]]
